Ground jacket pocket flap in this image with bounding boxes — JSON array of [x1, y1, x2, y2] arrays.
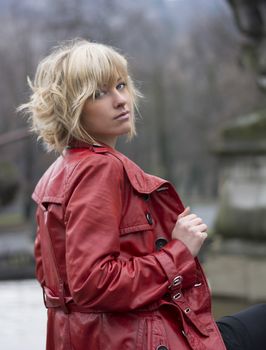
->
[[120, 223, 152, 236]]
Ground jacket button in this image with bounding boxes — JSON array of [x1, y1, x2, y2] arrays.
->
[[156, 346, 168, 350], [142, 194, 150, 201], [155, 238, 168, 250], [145, 212, 153, 225]]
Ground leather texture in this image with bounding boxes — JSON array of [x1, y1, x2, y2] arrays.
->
[[32, 142, 226, 350]]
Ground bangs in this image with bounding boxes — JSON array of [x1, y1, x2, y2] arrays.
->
[[70, 42, 129, 98], [93, 50, 128, 89]]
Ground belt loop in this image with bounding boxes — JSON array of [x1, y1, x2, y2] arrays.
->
[[59, 281, 70, 314]]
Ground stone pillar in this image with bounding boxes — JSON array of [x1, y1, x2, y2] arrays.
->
[[204, 109, 266, 301], [215, 109, 266, 241]]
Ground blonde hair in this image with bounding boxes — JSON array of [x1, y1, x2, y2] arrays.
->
[[18, 39, 139, 153]]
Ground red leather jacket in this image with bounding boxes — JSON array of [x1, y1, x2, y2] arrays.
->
[[33, 142, 226, 350]]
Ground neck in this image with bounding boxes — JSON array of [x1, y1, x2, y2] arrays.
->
[[95, 136, 117, 149]]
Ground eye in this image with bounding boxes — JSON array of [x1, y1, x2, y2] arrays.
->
[[116, 82, 127, 90], [94, 89, 106, 99]]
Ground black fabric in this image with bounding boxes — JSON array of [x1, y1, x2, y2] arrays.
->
[[217, 304, 266, 350]]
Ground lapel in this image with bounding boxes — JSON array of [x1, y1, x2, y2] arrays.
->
[[93, 145, 168, 194]]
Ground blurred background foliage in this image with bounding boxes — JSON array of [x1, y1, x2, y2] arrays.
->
[[0, 161, 19, 208], [0, 0, 266, 216], [0, 0, 265, 324]]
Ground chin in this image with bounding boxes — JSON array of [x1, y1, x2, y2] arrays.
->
[[119, 126, 132, 135]]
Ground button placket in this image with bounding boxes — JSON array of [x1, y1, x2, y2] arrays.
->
[[145, 211, 153, 225], [142, 192, 154, 226]]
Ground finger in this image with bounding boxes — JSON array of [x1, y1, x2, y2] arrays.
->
[[178, 206, 190, 218], [195, 230, 208, 240], [193, 223, 208, 232], [190, 217, 203, 226], [200, 231, 208, 240], [180, 213, 197, 222]]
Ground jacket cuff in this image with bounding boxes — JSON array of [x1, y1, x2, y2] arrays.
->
[[154, 239, 197, 289]]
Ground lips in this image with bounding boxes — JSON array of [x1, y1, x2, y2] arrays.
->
[[114, 111, 130, 120]]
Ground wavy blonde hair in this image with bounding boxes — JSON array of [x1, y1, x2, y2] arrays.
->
[[18, 39, 139, 153]]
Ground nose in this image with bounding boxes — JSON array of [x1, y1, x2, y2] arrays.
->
[[112, 90, 127, 108]]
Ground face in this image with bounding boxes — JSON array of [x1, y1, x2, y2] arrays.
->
[[81, 78, 133, 148]]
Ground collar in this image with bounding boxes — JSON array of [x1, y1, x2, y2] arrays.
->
[[67, 139, 169, 194], [67, 139, 112, 153]]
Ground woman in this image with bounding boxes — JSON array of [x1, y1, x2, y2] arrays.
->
[[19, 39, 265, 350]]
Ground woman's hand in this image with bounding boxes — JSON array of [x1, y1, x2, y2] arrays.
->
[[171, 207, 208, 257]]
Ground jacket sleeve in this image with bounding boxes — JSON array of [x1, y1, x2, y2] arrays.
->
[[65, 155, 196, 312]]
